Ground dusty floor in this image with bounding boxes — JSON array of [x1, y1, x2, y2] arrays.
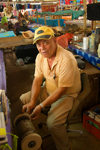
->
[[4, 50, 100, 150]]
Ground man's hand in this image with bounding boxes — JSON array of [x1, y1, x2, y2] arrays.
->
[[22, 101, 35, 113], [30, 105, 42, 120]]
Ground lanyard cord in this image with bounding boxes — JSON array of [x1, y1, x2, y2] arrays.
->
[[0, 144, 12, 150], [0, 133, 18, 150]]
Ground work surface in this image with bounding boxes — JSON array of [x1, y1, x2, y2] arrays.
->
[[0, 36, 33, 49], [82, 61, 100, 75]]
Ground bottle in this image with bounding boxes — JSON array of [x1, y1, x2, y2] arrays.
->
[[97, 44, 100, 58], [95, 27, 100, 53], [89, 30, 96, 53]]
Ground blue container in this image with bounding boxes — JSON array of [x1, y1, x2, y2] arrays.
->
[[0, 31, 16, 38]]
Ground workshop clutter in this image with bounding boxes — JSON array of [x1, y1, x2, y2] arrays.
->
[[22, 30, 34, 39], [83, 105, 100, 140]]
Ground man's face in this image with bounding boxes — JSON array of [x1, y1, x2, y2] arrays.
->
[[36, 37, 57, 58]]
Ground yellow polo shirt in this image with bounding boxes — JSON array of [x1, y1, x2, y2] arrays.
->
[[34, 45, 81, 97]]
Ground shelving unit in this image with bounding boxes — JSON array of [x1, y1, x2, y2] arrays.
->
[[60, 0, 87, 30], [62, 0, 100, 31]]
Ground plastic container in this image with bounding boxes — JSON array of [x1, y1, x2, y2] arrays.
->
[[83, 110, 100, 140], [95, 28, 100, 52], [89, 30, 95, 53], [83, 37, 89, 51], [97, 44, 100, 58]]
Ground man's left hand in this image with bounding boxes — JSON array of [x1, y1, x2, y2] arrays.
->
[[30, 105, 42, 120]]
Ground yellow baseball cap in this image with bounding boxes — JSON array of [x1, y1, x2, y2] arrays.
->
[[33, 26, 55, 44]]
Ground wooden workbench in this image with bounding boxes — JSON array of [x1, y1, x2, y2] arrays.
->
[[82, 61, 100, 75], [0, 35, 33, 49]]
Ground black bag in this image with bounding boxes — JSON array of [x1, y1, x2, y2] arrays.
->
[[87, 3, 100, 20], [75, 56, 86, 69], [15, 44, 38, 64]]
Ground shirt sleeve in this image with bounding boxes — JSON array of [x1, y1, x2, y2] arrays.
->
[[34, 54, 43, 78]]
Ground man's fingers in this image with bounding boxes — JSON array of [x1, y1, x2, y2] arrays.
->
[[22, 105, 30, 113], [22, 105, 33, 114], [30, 113, 39, 120], [22, 105, 27, 112], [30, 113, 35, 118]]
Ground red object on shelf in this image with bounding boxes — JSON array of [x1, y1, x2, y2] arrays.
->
[[80, 0, 83, 4], [56, 33, 73, 49], [65, 0, 70, 5], [89, 0, 93, 4], [83, 113, 100, 140]]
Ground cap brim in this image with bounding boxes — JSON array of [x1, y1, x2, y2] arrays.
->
[[33, 35, 51, 44]]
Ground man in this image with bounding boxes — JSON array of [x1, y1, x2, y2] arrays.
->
[[20, 26, 81, 150]]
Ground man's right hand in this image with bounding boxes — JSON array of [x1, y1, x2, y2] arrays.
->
[[22, 101, 35, 114]]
